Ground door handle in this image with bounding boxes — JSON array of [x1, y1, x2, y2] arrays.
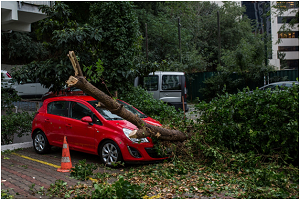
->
[[66, 124, 72, 128], [45, 119, 50, 122]]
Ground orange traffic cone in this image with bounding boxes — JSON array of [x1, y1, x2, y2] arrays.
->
[[57, 136, 72, 172]]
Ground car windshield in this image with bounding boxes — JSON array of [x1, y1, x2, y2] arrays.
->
[[117, 100, 147, 118], [88, 100, 147, 120], [88, 101, 123, 120]]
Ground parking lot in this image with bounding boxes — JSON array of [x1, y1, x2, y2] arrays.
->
[[1, 146, 124, 199], [1, 103, 201, 199]]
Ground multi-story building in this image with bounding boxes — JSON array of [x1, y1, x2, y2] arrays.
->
[[242, 1, 298, 70], [270, 1, 299, 70], [2, 1, 52, 32], [1, 1, 52, 72], [216, 1, 298, 70]]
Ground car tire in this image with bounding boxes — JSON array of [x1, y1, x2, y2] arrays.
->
[[33, 131, 51, 154], [99, 140, 123, 167]]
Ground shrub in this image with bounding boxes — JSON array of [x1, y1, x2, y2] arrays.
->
[[92, 175, 146, 199], [1, 88, 21, 112], [195, 84, 299, 163], [1, 112, 34, 145], [70, 159, 97, 181], [119, 86, 185, 124]]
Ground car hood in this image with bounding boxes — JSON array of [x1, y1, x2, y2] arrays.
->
[[142, 117, 162, 126], [107, 117, 161, 131]]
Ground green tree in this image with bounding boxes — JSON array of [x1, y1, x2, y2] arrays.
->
[[87, 1, 141, 93], [9, 2, 140, 94], [1, 32, 48, 65]]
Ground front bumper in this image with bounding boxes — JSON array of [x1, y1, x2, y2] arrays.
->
[[121, 142, 169, 163]]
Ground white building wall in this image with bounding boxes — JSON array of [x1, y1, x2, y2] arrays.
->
[[270, 1, 299, 70]]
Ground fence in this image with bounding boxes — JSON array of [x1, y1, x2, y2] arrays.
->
[[11, 100, 43, 113], [186, 70, 299, 101]]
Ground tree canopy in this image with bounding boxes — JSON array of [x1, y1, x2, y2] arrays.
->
[[2, 1, 275, 94]]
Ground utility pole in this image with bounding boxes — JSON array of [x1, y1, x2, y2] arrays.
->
[[178, 17, 182, 63], [145, 23, 148, 62]]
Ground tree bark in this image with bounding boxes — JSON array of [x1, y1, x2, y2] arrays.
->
[[66, 51, 187, 142]]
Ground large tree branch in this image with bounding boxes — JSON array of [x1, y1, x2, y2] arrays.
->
[[67, 51, 83, 76], [66, 51, 187, 142]]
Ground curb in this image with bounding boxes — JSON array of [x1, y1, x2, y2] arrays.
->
[[1, 142, 32, 152]]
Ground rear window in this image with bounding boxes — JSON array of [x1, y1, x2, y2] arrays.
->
[[162, 75, 181, 90], [47, 101, 68, 117]]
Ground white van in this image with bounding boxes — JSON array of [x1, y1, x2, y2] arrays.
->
[[1, 70, 49, 98], [134, 71, 188, 112], [12, 78, 49, 98]]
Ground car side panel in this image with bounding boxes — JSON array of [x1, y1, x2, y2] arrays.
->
[[64, 117, 96, 154], [43, 113, 67, 147]]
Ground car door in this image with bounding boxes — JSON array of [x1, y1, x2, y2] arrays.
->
[[65, 100, 96, 153], [160, 75, 182, 103], [44, 101, 69, 146]]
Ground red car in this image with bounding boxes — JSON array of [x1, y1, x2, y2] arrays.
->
[[32, 96, 167, 166]]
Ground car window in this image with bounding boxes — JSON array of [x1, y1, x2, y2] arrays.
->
[[88, 101, 123, 120], [47, 101, 69, 117], [263, 85, 277, 90], [70, 101, 93, 120], [141, 75, 158, 91], [162, 75, 181, 90]]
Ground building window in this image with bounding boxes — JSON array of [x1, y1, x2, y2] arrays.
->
[[277, 1, 299, 9], [278, 31, 299, 38], [286, 60, 299, 70], [278, 46, 299, 51], [277, 16, 298, 23]]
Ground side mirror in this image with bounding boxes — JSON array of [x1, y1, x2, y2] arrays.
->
[[81, 116, 93, 124]]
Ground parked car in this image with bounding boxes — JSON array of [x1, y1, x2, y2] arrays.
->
[[12, 78, 50, 98], [41, 87, 85, 101], [259, 81, 298, 91], [134, 71, 189, 112], [1, 70, 15, 89], [32, 96, 167, 166]]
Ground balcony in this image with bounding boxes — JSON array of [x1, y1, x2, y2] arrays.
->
[[1, 1, 52, 32]]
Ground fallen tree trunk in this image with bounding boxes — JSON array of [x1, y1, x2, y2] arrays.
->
[[66, 51, 187, 142]]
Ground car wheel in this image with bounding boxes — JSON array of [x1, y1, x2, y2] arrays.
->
[[33, 131, 51, 154], [99, 140, 123, 167]]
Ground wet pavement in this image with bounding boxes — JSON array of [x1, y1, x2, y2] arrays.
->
[[1, 103, 202, 199], [1, 147, 123, 199]]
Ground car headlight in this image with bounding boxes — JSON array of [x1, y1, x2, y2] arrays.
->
[[123, 128, 149, 143]]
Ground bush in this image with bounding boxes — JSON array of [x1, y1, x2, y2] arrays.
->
[[195, 84, 299, 163], [119, 86, 185, 124], [92, 176, 146, 199], [1, 112, 34, 145], [1, 88, 21, 111], [70, 159, 97, 181]]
